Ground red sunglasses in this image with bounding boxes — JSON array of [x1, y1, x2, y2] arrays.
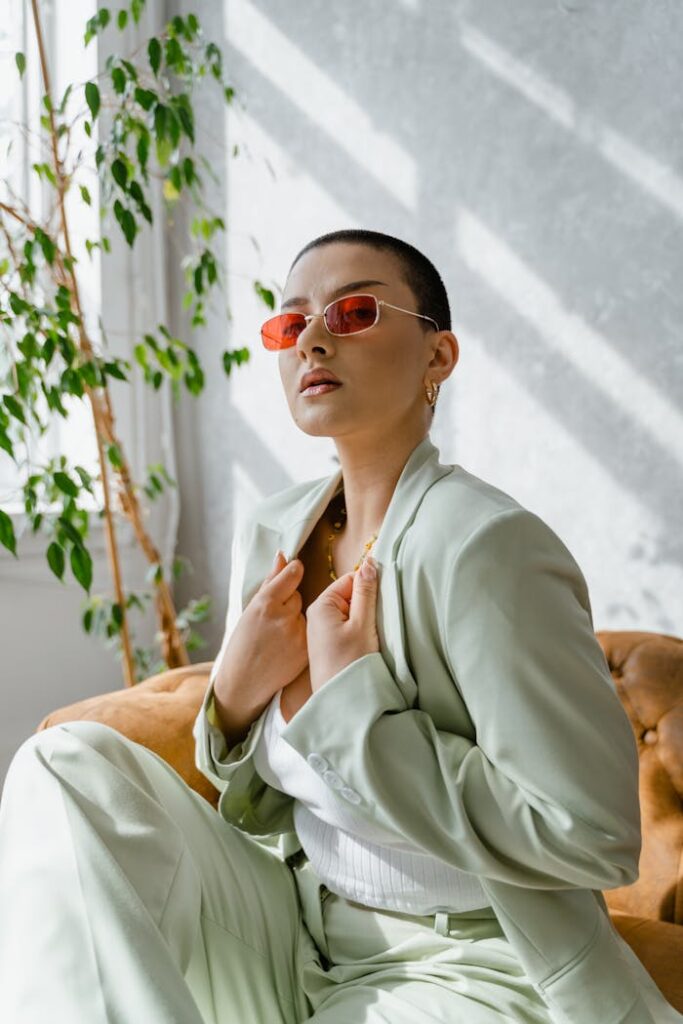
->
[[261, 292, 440, 351]]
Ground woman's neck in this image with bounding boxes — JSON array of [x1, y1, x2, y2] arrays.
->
[[332, 433, 427, 543]]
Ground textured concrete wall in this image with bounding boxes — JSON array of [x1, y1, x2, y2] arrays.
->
[[169, 0, 683, 665]]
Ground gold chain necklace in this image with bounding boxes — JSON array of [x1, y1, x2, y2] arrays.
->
[[326, 494, 378, 581]]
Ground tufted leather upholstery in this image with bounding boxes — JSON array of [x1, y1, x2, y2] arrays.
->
[[596, 630, 683, 927], [37, 662, 221, 808], [36, 629, 683, 1010]]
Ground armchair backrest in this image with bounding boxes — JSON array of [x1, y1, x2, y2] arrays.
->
[[596, 630, 683, 925]]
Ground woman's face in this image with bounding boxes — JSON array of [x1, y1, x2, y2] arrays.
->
[[277, 243, 436, 441]]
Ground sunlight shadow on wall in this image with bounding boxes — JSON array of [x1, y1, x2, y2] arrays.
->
[[460, 22, 683, 219], [456, 207, 683, 469], [451, 326, 682, 633], [228, 0, 416, 209]]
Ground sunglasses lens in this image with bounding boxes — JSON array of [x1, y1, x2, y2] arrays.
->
[[261, 313, 306, 350], [261, 294, 379, 350], [325, 294, 378, 334]]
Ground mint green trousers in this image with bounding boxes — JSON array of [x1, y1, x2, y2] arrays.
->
[[0, 721, 554, 1023]]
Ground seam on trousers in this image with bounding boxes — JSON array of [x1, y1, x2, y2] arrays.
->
[[537, 907, 601, 990], [199, 912, 303, 1023], [190, 911, 220, 1024], [47, 748, 114, 1024], [290, 905, 318, 1019], [157, 843, 191, 936], [199, 910, 273, 961], [47, 731, 194, 1000]]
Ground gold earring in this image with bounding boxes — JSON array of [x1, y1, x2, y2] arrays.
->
[[424, 381, 440, 407]]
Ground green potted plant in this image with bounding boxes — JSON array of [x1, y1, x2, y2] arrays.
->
[[0, 0, 275, 685]]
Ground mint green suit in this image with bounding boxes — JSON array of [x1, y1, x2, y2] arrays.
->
[[193, 434, 680, 1023], [0, 436, 678, 1022]]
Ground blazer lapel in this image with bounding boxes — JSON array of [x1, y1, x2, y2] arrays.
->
[[241, 435, 455, 709]]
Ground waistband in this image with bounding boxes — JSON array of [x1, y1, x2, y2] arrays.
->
[[286, 848, 498, 938]]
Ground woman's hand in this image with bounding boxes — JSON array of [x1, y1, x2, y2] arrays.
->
[[305, 555, 380, 693], [212, 550, 308, 736], [280, 663, 312, 722]]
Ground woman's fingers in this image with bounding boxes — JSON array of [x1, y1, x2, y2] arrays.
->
[[348, 556, 378, 624], [267, 548, 287, 576], [318, 570, 355, 616], [282, 587, 305, 616], [261, 550, 304, 599], [308, 556, 378, 624]]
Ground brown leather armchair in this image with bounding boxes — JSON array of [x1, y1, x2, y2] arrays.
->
[[37, 629, 683, 1011]]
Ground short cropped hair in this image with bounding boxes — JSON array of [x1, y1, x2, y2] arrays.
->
[[287, 228, 451, 336]]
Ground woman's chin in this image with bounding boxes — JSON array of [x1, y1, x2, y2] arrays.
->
[[293, 419, 342, 439], [293, 404, 352, 433]]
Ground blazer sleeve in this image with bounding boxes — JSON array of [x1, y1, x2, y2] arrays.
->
[[192, 517, 295, 835], [279, 507, 643, 891]]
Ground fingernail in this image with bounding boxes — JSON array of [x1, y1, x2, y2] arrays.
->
[[273, 548, 283, 567], [360, 555, 376, 579]]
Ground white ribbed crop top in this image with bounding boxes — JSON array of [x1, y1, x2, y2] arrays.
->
[[252, 687, 490, 914]]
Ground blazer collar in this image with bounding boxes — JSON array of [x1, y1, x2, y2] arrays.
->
[[262, 433, 452, 568], [241, 435, 455, 708]]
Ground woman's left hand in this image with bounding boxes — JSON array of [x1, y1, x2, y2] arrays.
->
[[306, 556, 380, 693]]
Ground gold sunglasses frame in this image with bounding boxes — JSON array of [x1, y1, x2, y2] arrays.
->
[[262, 292, 440, 349]]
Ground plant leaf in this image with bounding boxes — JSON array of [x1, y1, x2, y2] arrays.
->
[[54, 470, 79, 497], [134, 87, 156, 111], [148, 37, 162, 76], [70, 543, 93, 592], [85, 81, 100, 120], [111, 157, 128, 188], [107, 442, 123, 468], [111, 66, 126, 94], [47, 540, 65, 580], [3, 394, 27, 425], [57, 516, 83, 546], [0, 509, 17, 556]]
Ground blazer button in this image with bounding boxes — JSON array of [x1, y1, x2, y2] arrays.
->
[[306, 753, 329, 773], [340, 786, 362, 804], [322, 768, 344, 789]]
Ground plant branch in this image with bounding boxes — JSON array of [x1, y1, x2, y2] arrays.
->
[[30, 0, 189, 685], [1, 5, 241, 682]]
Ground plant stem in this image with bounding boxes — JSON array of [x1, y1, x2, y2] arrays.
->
[[29, 0, 189, 684]]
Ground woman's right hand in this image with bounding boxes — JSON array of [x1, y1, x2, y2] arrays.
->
[[212, 550, 308, 742]]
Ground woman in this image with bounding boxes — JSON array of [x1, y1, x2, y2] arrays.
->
[[0, 230, 678, 1023], [194, 229, 681, 1024]]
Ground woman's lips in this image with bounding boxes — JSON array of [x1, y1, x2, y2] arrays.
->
[[300, 382, 343, 396]]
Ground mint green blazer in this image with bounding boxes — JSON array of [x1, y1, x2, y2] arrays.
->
[[193, 435, 680, 1023]]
